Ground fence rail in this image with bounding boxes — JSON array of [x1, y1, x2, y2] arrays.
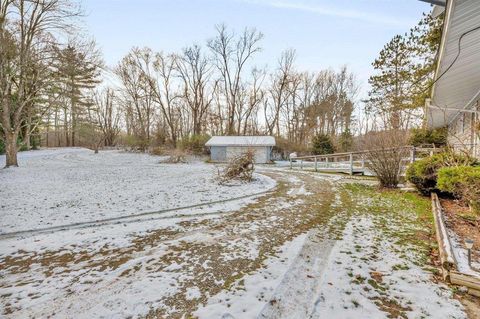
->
[[289, 146, 442, 175]]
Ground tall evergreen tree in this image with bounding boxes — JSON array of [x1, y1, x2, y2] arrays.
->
[[365, 13, 443, 131], [54, 40, 101, 146], [366, 34, 414, 130]]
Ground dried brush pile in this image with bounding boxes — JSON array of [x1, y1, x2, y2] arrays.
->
[[160, 149, 188, 164], [219, 150, 255, 183]]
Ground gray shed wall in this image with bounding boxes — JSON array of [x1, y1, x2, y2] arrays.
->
[[209, 146, 272, 163], [210, 146, 227, 161]]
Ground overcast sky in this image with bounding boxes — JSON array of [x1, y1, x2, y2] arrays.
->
[[81, 0, 432, 99]]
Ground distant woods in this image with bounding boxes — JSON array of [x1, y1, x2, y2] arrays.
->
[[114, 26, 359, 153], [0, 0, 442, 167]]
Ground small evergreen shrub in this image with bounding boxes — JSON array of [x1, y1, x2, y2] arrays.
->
[[408, 127, 447, 147], [437, 166, 480, 212], [406, 151, 478, 195], [311, 134, 335, 155]]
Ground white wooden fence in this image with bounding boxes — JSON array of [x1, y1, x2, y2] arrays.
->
[[289, 146, 441, 175]]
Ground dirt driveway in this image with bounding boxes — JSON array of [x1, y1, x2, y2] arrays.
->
[[0, 168, 469, 318]]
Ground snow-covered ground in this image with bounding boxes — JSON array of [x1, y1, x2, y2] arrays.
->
[[0, 150, 469, 318], [195, 214, 466, 319], [0, 148, 275, 234]]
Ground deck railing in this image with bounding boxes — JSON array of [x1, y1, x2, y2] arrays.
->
[[289, 146, 442, 175]]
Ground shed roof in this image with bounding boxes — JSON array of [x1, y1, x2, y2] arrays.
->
[[427, 0, 480, 128], [205, 136, 275, 147]]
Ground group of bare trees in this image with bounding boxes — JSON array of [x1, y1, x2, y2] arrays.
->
[[1, 1, 358, 167], [0, 0, 79, 166], [113, 24, 358, 152], [0, 0, 122, 167]]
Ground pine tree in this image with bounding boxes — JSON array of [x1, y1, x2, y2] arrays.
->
[[311, 134, 335, 155], [408, 13, 443, 112], [366, 34, 414, 130], [365, 13, 443, 130], [338, 129, 353, 152], [54, 41, 101, 146]]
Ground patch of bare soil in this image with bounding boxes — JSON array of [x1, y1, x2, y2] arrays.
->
[[372, 297, 412, 319], [456, 293, 480, 319], [441, 198, 480, 269]]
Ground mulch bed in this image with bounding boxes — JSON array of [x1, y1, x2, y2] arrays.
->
[[440, 198, 480, 269]]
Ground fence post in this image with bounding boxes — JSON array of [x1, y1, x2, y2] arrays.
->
[[314, 156, 318, 172], [410, 147, 416, 163], [349, 153, 353, 175], [290, 157, 292, 169], [326, 156, 329, 168], [300, 160, 303, 170]]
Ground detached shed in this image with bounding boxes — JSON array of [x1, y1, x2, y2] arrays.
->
[[205, 136, 275, 164]]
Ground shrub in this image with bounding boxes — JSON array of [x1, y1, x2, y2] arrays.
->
[[150, 146, 164, 156], [408, 127, 447, 147], [123, 134, 149, 152], [219, 150, 255, 183], [0, 138, 4, 155], [406, 151, 478, 195], [160, 149, 188, 164], [180, 134, 210, 155], [437, 166, 480, 212], [311, 134, 335, 155], [361, 130, 409, 188], [273, 137, 309, 159]]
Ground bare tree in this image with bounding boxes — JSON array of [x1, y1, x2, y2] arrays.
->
[[115, 47, 156, 151], [265, 49, 295, 136], [93, 87, 120, 146], [208, 24, 263, 135], [240, 67, 265, 135], [148, 51, 181, 147], [175, 45, 215, 136], [1, 0, 81, 167]]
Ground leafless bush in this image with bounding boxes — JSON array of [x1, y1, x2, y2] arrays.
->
[[160, 149, 188, 164], [218, 150, 255, 183], [361, 130, 409, 188]]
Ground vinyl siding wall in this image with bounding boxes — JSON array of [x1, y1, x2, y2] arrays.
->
[[448, 101, 479, 158]]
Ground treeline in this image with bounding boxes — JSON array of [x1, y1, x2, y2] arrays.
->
[[0, 0, 107, 165], [113, 31, 358, 152], [0, 0, 441, 167]]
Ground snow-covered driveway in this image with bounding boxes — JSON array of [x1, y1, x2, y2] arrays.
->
[[0, 149, 468, 318]]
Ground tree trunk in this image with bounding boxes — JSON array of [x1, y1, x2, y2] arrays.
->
[[24, 126, 31, 150], [5, 131, 18, 167]]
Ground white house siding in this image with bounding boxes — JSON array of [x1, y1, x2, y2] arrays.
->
[[427, 0, 480, 159], [447, 101, 479, 158]]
